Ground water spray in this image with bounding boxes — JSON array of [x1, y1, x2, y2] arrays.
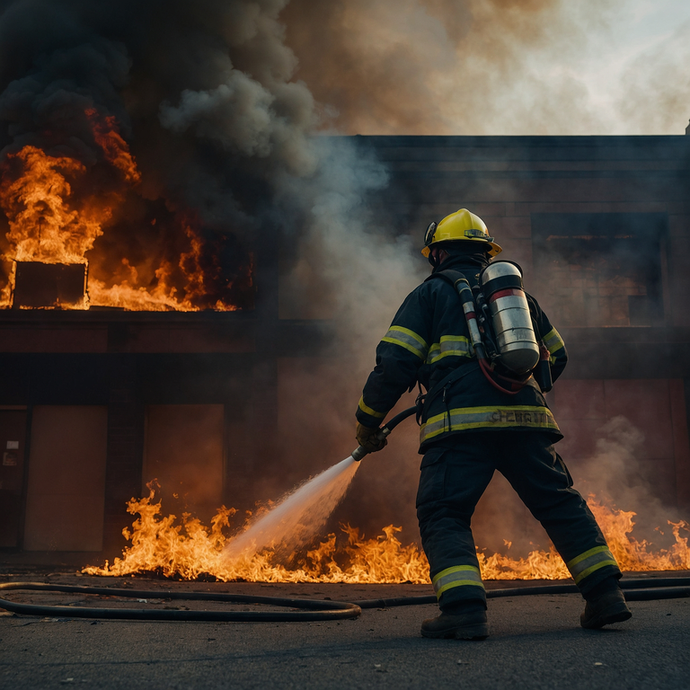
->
[[223, 405, 418, 559]]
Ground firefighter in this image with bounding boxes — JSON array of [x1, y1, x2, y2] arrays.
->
[[355, 208, 631, 640]]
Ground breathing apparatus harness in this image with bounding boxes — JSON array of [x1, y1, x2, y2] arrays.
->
[[412, 261, 554, 432], [432, 261, 546, 388], [352, 261, 553, 462]]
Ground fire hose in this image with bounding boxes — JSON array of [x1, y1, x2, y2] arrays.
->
[[0, 578, 688, 622]]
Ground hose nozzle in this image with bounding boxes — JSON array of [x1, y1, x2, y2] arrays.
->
[[351, 427, 391, 462], [350, 405, 419, 462]]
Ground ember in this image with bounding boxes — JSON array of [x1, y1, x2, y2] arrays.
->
[[84, 488, 690, 583]]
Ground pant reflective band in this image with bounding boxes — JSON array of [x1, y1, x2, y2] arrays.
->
[[427, 335, 473, 364], [358, 396, 386, 419], [432, 565, 485, 599], [420, 405, 559, 443], [381, 326, 429, 361], [566, 546, 618, 585]]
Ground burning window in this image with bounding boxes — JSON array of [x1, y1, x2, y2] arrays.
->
[[531, 213, 667, 327], [0, 126, 254, 312]]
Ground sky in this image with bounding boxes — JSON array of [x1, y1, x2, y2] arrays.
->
[[283, 0, 690, 136]]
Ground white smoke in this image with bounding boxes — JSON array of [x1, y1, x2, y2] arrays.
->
[[575, 416, 646, 504], [572, 415, 684, 548], [283, 0, 690, 136]]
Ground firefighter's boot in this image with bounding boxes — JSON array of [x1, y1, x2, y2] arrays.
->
[[580, 582, 632, 629], [421, 604, 488, 640]]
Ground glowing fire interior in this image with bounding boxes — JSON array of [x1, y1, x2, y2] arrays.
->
[[84, 488, 690, 583], [0, 110, 251, 311]]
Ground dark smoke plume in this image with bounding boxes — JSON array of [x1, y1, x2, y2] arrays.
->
[[0, 0, 321, 308], [0, 0, 424, 528]]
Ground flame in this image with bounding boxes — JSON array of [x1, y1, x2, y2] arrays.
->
[[0, 110, 248, 311], [84, 489, 690, 583], [0, 145, 107, 265], [85, 108, 141, 185]]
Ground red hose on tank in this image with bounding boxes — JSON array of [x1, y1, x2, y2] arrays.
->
[[478, 357, 525, 396]]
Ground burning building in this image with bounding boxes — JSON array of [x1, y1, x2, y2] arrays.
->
[[0, 133, 689, 562], [0, 1, 688, 577]]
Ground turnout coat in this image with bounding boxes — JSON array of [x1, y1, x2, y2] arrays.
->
[[355, 255, 568, 452]]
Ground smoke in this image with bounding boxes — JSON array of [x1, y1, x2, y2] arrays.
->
[[614, 18, 690, 134], [282, 0, 690, 136], [575, 416, 647, 502], [0, 0, 427, 305], [573, 415, 685, 547], [0, 0, 319, 308], [282, 0, 627, 136]]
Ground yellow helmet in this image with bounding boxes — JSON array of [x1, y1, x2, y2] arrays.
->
[[422, 208, 502, 258]]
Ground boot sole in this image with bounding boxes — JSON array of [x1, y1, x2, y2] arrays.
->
[[581, 605, 632, 630], [421, 624, 489, 640]]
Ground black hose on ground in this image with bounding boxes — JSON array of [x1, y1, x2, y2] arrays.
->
[[0, 582, 361, 622], [355, 578, 690, 609], [0, 577, 688, 621]]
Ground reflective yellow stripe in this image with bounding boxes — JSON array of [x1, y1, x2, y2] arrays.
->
[[381, 326, 428, 361], [568, 545, 610, 568], [573, 560, 618, 585], [542, 327, 565, 364], [358, 396, 386, 419], [420, 405, 559, 443], [542, 328, 564, 353], [566, 545, 618, 585], [432, 565, 485, 599], [426, 335, 473, 364]]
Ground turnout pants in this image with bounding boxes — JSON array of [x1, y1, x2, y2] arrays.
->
[[416, 431, 621, 611]]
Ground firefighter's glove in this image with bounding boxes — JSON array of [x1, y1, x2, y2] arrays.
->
[[356, 423, 387, 453]]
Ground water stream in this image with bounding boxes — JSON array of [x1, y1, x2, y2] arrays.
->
[[224, 456, 360, 559]]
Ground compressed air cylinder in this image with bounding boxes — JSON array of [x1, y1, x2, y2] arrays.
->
[[480, 262, 540, 375]]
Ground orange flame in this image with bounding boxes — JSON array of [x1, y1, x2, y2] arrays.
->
[[83, 489, 690, 583], [85, 108, 141, 185], [0, 111, 247, 311], [0, 145, 107, 265]]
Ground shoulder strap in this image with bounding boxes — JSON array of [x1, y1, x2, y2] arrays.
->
[[417, 269, 475, 419], [424, 269, 467, 289]]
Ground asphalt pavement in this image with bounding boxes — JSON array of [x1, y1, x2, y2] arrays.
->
[[0, 573, 688, 690]]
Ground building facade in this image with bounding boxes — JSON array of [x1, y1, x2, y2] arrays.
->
[[1, 135, 689, 556]]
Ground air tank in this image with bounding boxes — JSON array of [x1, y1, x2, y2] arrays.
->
[[479, 261, 540, 375]]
